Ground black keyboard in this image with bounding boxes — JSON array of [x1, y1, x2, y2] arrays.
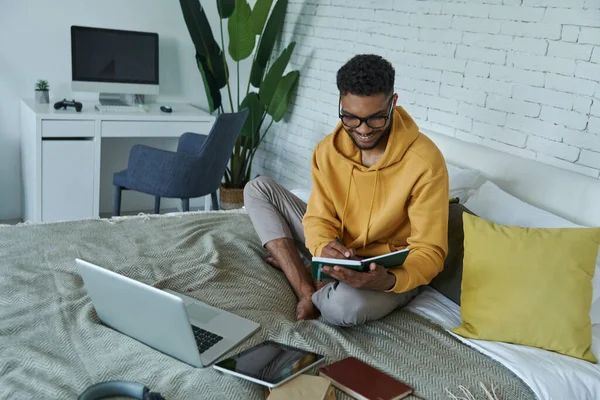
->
[[191, 325, 223, 354]]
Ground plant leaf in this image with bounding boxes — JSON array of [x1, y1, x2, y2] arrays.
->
[[196, 53, 222, 113], [249, 59, 264, 89], [228, 0, 256, 61], [179, 0, 219, 57], [217, 0, 235, 18], [250, 0, 287, 87], [209, 48, 229, 89], [259, 41, 296, 109], [239, 92, 265, 141], [250, 0, 274, 35], [267, 70, 299, 122]]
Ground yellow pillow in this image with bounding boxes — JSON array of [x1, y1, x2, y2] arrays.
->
[[452, 213, 600, 363]]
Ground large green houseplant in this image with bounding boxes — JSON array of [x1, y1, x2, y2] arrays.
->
[[179, 0, 299, 207]]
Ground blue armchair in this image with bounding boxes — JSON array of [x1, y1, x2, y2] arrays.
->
[[112, 108, 249, 216]]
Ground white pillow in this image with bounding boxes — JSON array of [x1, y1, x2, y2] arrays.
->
[[465, 181, 581, 229], [447, 164, 484, 204], [465, 180, 600, 323], [592, 299, 600, 327]]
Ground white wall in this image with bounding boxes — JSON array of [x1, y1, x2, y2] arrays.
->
[[0, 0, 226, 219], [253, 0, 600, 190]]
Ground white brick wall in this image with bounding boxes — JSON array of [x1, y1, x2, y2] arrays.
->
[[508, 53, 576, 75], [580, 28, 600, 45], [465, 61, 491, 77], [490, 66, 545, 87], [453, 17, 502, 34], [490, 6, 545, 22], [511, 37, 548, 55], [547, 41, 594, 60], [252, 0, 600, 187], [487, 95, 541, 117], [562, 25, 580, 43]]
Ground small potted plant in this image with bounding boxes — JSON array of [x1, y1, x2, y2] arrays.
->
[[35, 80, 50, 104]]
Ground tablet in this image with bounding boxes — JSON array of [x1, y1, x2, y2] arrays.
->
[[213, 341, 325, 388]]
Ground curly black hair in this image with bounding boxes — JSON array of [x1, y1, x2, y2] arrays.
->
[[336, 54, 395, 96]]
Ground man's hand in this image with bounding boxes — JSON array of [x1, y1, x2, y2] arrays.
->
[[322, 263, 396, 291], [320, 240, 357, 259]]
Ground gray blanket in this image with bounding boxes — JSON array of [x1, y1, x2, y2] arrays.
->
[[0, 211, 535, 400]]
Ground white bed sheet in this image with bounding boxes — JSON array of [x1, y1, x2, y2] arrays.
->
[[406, 288, 600, 400]]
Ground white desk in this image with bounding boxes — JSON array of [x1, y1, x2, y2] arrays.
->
[[20, 99, 216, 223]]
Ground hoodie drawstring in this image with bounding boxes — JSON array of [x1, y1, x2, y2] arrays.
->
[[340, 166, 354, 238], [363, 169, 379, 249]]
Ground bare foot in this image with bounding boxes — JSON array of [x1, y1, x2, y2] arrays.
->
[[265, 256, 282, 271], [296, 296, 319, 320]]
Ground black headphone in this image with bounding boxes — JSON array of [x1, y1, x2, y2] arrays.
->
[[78, 381, 166, 400]]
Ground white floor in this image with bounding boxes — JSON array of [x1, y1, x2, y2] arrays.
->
[[0, 218, 21, 225]]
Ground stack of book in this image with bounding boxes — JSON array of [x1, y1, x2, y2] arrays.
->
[[265, 357, 414, 400]]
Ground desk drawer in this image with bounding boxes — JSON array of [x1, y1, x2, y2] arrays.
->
[[42, 120, 95, 138], [101, 121, 212, 138], [42, 139, 95, 222]]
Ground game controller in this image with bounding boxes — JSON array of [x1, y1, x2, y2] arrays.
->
[[54, 99, 83, 112]]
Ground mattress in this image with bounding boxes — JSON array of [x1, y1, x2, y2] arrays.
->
[[0, 211, 534, 400]]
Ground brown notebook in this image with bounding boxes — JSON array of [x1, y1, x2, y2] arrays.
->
[[319, 357, 413, 400]]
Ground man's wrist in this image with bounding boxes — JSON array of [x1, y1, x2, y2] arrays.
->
[[383, 272, 396, 291]]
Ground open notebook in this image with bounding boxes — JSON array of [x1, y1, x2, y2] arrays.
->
[[311, 248, 409, 281]]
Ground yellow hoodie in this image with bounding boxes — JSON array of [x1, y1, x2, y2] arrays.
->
[[302, 106, 449, 294]]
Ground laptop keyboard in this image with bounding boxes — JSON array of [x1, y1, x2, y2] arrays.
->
[[191, 325, 223, 354]]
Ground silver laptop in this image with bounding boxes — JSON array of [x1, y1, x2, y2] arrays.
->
[[75, 258, 260, 367]]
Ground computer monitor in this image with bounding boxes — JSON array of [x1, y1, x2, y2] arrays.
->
[[71, 26, 159, 105]]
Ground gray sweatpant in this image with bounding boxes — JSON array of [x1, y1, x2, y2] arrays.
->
[[243, 176, 419, 327]]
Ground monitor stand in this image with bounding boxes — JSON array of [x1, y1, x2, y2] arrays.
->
[[99, 93, 127, 106]]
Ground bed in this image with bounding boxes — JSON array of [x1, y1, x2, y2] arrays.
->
[[1, 130, 599, 400]]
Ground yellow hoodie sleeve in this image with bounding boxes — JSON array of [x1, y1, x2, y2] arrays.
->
[[302, 145, 341, 256], [386, 170, 449, 293]]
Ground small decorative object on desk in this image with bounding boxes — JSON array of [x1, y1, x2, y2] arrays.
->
[[54, 99, 83, 112], [265, 374, 336, 400], [35, 79, 50, 104]]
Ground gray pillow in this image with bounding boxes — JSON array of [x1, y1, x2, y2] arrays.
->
[[429, 203, 475, 305]]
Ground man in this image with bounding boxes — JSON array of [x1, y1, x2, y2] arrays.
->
[[244, 54, 449, 326]]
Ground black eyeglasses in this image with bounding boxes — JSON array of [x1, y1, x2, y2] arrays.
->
[[339, 98, 394, 129]]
